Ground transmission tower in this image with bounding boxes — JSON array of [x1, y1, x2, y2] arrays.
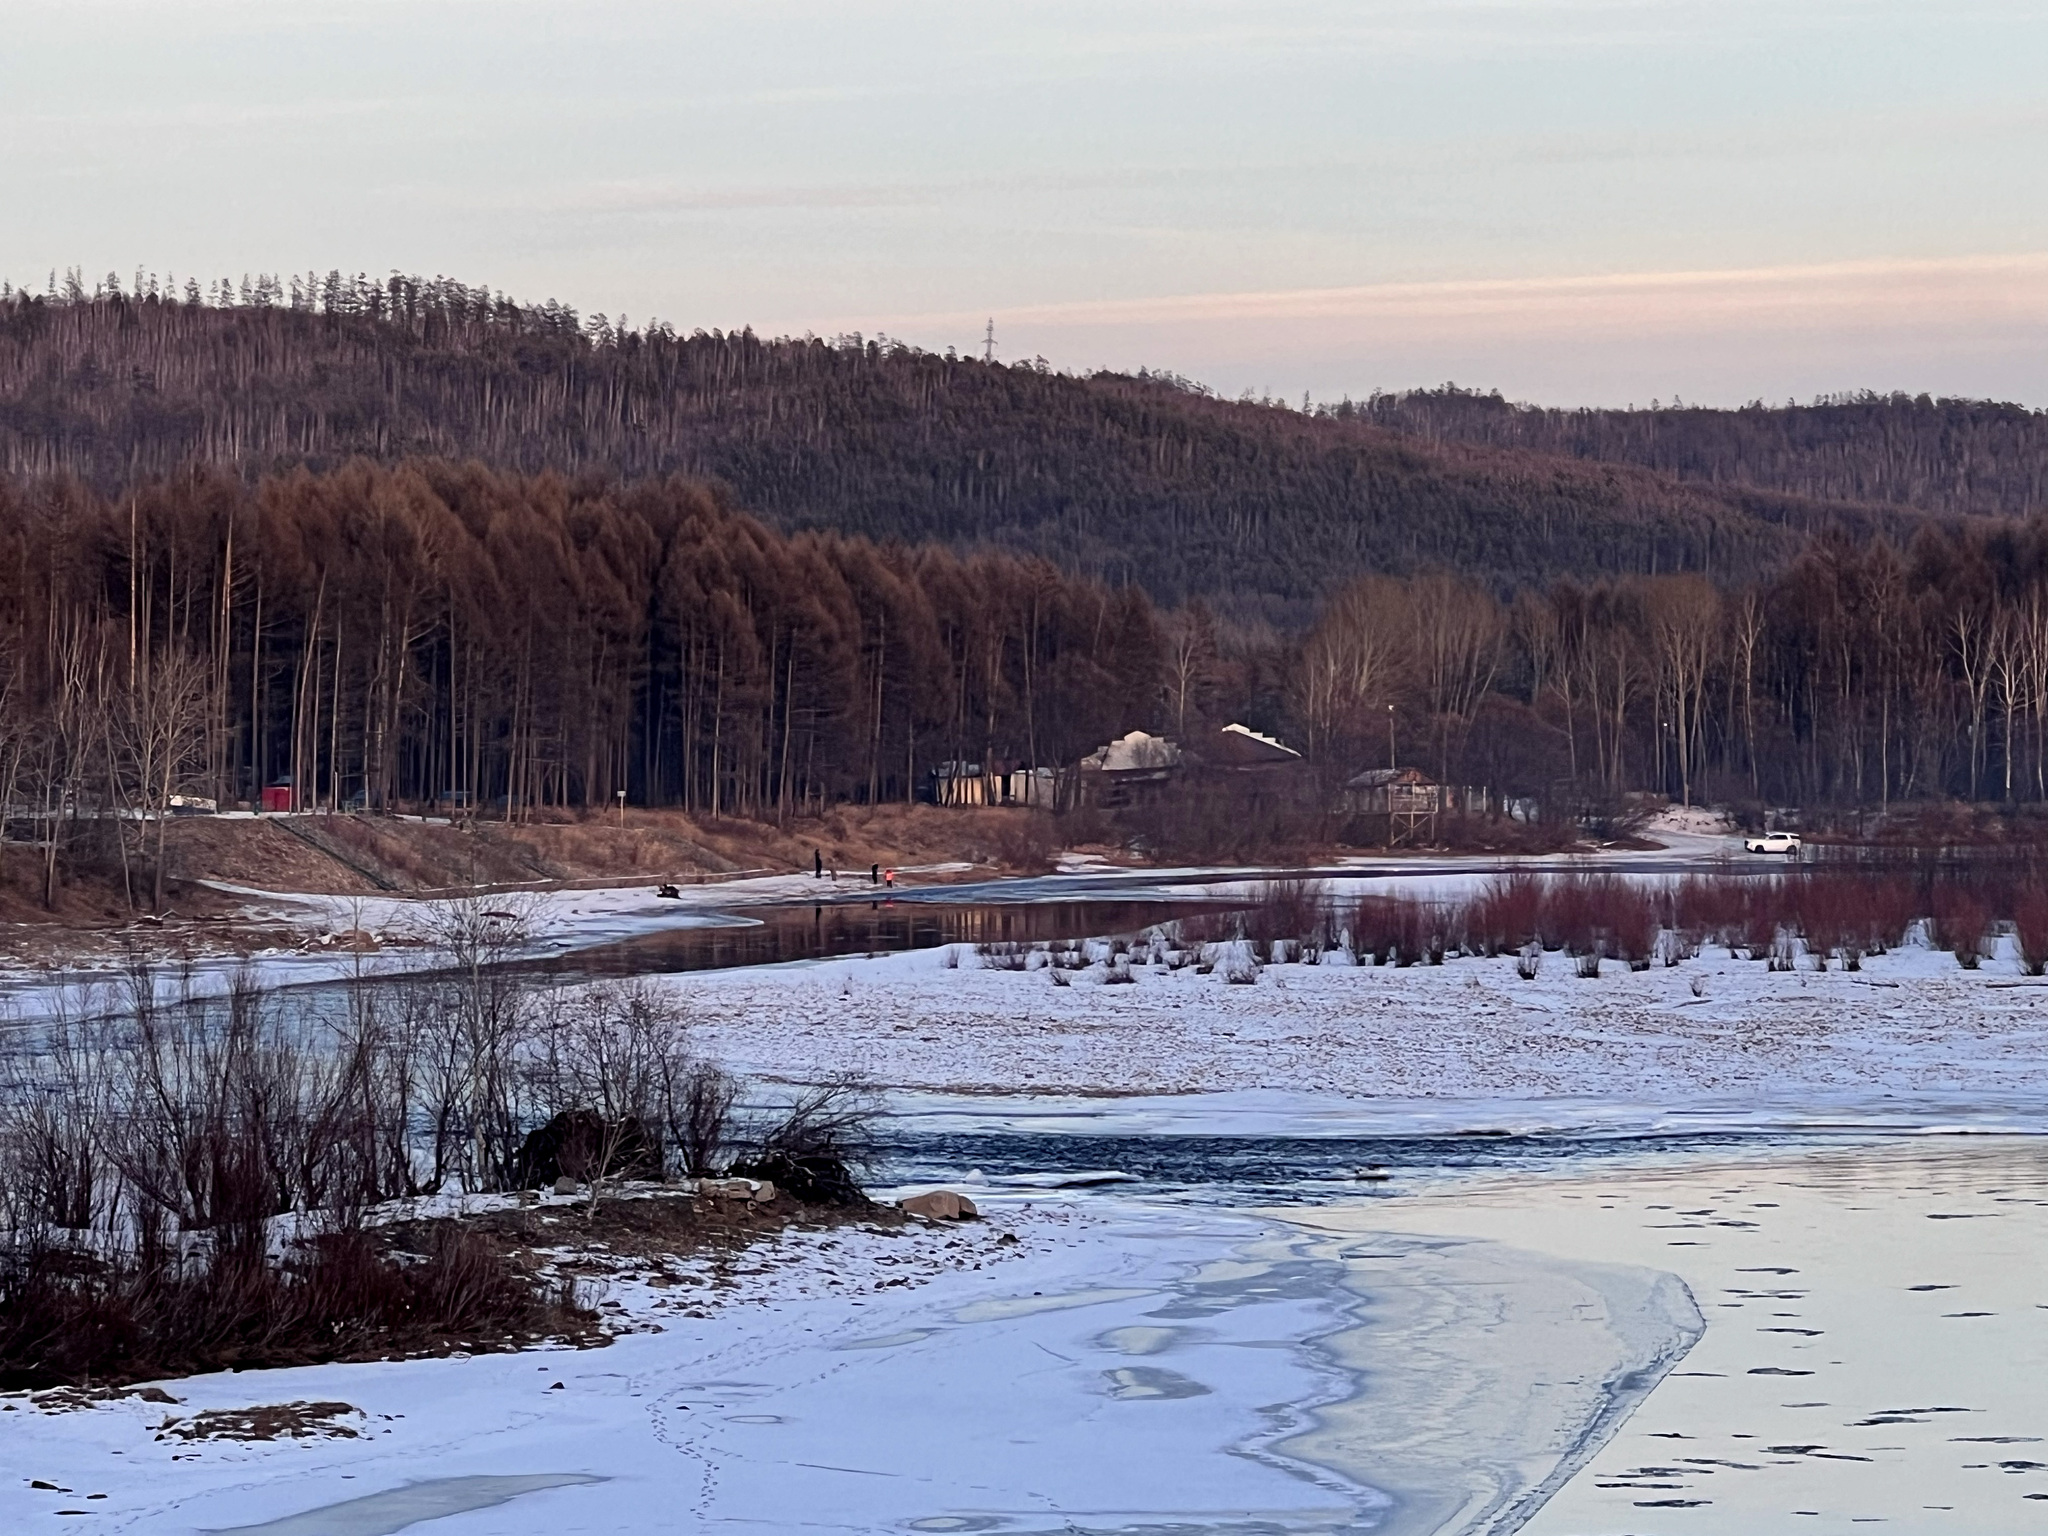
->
[[983, 318, 996, 362]]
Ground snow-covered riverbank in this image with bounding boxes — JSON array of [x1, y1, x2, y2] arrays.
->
[[5, 1202, 1387, 1536], [676, 932, 2048, 1111]]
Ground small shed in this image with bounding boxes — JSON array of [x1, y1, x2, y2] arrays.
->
[[1345, 766, 1445, 845], [928, 761, 1057, 808], [260, 779, 295, 814], [929, 760, 991, 807]]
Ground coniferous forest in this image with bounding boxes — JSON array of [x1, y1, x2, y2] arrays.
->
[[4, 271, 2048, 847]]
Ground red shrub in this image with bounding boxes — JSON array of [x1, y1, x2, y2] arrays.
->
[[1541, 875, 1656, 968], [1351, 897, 1411, 965], [1859, 878, 1917, 954], [1468, 873, 1544, 956], [1930, 884, 1991, 969], [1591, 876, 1658, 969], [1795, 874, 1849, 970], [1542, 875, 1596, 956], [1674, 874, 1746, 952], [1737, 878, 1781, 960], [1247, 879, 1329, 952], [2016, 889, 2048, 975]]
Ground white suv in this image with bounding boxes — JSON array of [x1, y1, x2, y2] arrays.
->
[[1743, 830, 1802, 854]]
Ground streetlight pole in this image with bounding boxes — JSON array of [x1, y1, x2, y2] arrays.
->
[[1387, 704, 1396, 770]]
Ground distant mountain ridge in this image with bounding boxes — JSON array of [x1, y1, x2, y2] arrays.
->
[[1348, 386, 2048, 520], [2, 272, 2013, 616]]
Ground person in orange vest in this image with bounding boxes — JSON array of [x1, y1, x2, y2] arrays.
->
[[884, 867, 896, 889]]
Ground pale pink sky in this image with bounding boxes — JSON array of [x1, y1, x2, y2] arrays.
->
[[6, 1, 2046, 405]]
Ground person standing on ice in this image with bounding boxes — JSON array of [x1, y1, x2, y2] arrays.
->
[[814, 849, 822, 878], [870, 863, 879, 885]]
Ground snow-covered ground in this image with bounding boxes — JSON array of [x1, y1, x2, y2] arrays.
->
[[0, 803, 1755, 1024], [672, 933, 2048, 1121], [3, 1202, 1393, 1536]]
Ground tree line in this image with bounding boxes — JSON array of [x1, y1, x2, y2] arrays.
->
[[1303, 517, 2048, 814], [0, 276, 1902, 620], [5, 456, 2048, 898], [0, 461, 1177, 902]]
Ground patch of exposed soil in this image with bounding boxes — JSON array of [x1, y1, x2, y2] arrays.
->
[[0, 843, 242, 931], [410, 1187, 905, 1289], [6, 1190, 936, 1394], [24, 1384, 180, 1415], [155, 1400, 364, 1442]]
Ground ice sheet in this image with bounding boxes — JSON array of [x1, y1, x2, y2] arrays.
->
[[1289, 1136, 2048, 1534]]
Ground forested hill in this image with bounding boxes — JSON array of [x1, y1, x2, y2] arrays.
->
[[0, 274, 1929, 616], [1351, 388, 2048, 519]]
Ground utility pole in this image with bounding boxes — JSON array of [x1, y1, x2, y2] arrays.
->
[[983, 319, 996, 362]]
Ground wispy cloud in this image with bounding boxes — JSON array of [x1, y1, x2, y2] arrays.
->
[[1, 98, 413, 132], [471, 179, 936, 216], [867, 254, 2048, 340]]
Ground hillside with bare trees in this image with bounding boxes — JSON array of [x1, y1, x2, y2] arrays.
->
[[0, 273, 1915, 619], [6, 274, 2048, 907], [1350, 386, 2048, 519]]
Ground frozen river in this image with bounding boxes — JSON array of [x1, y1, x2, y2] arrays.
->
[[10, 851, 2048, 1532], [12, 1126, 2047, 1536]]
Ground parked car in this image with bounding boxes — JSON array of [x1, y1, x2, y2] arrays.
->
[[1744, 830, 1802, 854]]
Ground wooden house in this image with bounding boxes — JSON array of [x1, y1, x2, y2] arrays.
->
[[1077, 731, 1181, 808]]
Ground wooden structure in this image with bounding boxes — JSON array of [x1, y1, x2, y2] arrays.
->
[[1345, 766, 1447, 845], [927, 761, 1056, 808], [1077, 731, 1181, 808]]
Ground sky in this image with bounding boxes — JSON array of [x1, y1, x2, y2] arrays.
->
[[5, 0, 2046, 407]]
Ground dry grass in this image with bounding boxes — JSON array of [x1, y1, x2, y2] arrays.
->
[[0, 1225, 600, 1391], [142, 803, 1056, 902], [461, 1187, 905, 1281], [0, 1189, 903, 1391]]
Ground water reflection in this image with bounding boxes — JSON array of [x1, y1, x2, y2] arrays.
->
[[874, 1129, 1780, 1204], [525, 899, 1214, 980]]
